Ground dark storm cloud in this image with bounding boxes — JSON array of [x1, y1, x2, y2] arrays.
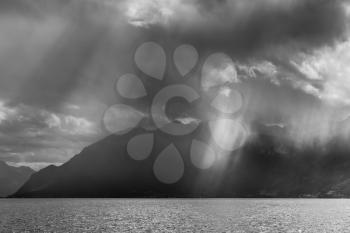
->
[[0, 0, 34, 13], [17, 20, 107, 109], [0, 0, 135, 168], [143, 0, 349, 58], [0, 0, 349, 170], [2, 0, 348, 111], [0, 0, 133, 112]]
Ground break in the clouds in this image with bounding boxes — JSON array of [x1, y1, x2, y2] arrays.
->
[[0, 0, 350, 168], [0, 100, 100, 170]]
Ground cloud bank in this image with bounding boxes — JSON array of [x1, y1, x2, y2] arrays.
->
[[0, 0, 350, 168]]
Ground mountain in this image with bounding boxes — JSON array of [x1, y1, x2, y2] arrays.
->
[[11, 123, 350, 198], [0, 161, 34, 197], [13, 126, 225, 198]]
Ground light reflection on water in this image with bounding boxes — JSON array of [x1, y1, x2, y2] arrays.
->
[[0, 199, 349, 232]]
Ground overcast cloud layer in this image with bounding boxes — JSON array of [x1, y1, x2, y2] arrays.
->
[[0, 0, 349, 169]]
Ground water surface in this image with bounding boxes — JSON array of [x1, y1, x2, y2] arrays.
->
[[0, 199, 349, 232]]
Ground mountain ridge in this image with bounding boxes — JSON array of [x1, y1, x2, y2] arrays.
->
[[11, 123, 350, 198]]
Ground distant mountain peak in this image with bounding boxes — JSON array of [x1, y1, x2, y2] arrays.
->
[[0, 160, 35, 197]]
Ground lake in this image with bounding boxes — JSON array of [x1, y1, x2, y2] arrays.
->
[[0, 199, 349, 232]]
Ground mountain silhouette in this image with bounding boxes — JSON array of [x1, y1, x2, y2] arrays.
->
[[12, 122, 350, 198], [13, 125, 226, 197], [0, 161, 34, 197]]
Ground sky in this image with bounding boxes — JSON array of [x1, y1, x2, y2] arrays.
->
[[0, 0, 350, 170]]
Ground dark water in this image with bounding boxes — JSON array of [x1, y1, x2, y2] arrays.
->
[[0, 199, 350, 232]]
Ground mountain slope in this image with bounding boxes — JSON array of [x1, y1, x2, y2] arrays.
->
[[0, 161, 34, 197], [13, 126, 223, 197], [12, 124, 350, 198]]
